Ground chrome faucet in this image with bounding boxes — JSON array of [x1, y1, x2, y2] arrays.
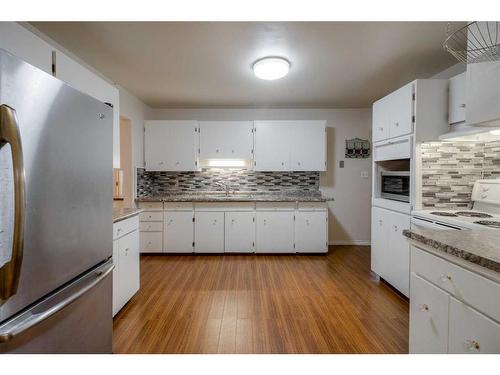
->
[[214, 181, 230, 196]]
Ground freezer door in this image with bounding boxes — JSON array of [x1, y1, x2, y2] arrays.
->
[[0, 49, 113, 322], [0, 260, 113, 353]]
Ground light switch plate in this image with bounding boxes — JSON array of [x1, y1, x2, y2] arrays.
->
[[339, 161, 344, 168], [360, 171, 369, 178]]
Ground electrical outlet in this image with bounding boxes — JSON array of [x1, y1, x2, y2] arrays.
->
[[360, 171, 369, 178], [339, 160, 344, 168]]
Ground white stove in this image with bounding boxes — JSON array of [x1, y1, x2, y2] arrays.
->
[[412, 179, 500, 230]]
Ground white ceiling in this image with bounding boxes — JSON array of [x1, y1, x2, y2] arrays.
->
[[31, 22, 464, 108]]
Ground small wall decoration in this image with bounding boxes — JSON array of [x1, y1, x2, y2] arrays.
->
[[345, 138, 370, 158]]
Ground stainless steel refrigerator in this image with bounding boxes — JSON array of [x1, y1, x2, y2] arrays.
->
[[0, 49, 114, 353]]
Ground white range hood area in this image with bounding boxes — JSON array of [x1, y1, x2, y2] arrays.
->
[[439, 60, 500, 141]]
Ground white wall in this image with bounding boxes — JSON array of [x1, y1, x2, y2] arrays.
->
[[148, 108, 372, 245], [119, 86, 151, 169]]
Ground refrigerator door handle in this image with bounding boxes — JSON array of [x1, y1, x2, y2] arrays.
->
[[0, 260, 114, 343], [0, 105, 26, 301]]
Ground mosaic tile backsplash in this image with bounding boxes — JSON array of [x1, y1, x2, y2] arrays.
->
[[137, 168, 320, 197], [420, 141, 500, 209]]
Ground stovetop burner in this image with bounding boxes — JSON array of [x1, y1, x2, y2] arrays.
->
[[430, 211, 458, 217], [474, 220, 500, 229], [456, 211, 493, 218]]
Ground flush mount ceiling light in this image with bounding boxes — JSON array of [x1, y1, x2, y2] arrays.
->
[[252, 57, 290, 80], [490, 129, 500, 135]]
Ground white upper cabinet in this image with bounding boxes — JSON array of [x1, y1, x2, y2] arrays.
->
[[254, 120, 326, 171], [0, 23, 54, 74], [372, 82, 413, 142], [466, 61, 500, 127], [290, 121, 326, 171], [144, 121, 199, 171], [254, 121, 292, 171], [448, 72, 466, 125], [199, 121, 254, 160], [372, 79, 448, 143]]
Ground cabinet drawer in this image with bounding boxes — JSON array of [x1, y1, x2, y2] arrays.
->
[[139, 222, 163, 232], [373, 136, 411, 161], [409, 273, 449, 354], [139, 211, 163, 222], [140, 232, 163, 253], [297, 202, 327, 211], [138, 201, 163, 211], [113, 215, 139, 240], [411, 246, 500, 323], [255, 202, 296, 211], [163, 202, 194, 211], [449, 297, 500, 354]]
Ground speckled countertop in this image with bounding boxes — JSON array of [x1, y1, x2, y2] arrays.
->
[[403, 228, 500, 273], [113, 207, 143, 223], [136, 191, 333, 203]]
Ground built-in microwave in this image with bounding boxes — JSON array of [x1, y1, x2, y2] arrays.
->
[[380, 171, 410, 202]]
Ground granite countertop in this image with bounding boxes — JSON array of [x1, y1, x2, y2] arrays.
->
[[113, 207, 143, 223], [136, 191, 333, 203], [403, 228, 500, 274]]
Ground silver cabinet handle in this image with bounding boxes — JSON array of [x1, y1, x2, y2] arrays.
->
[[0, 105, 26, 301], [419, 304, 429, 312], [466, 340, 480, 351], [0, 260, 114, 343], [440, 274, 452, 282]]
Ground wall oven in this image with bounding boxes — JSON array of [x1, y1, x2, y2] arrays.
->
[[380, 171, 410, 202]]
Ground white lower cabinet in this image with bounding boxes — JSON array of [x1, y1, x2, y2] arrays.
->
[[164, 211, 194, 253], [295, 210, 327, 253], [409, 273, 449, 354], [225, 211, 255, 253], [256, 211, 295, 253], [410, 246, 500, 353], [449, 297, 500, 354], [112, 216, 140, 317], [371, 206, 410, 296], [195, 211, 225, 253]]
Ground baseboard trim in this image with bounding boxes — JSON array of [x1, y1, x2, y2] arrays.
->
[[329, 240, 371, 246]]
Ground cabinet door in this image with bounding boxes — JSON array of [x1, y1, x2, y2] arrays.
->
[[199, 121, 254, 159], [370, 207, 387, 277], [164, 211, 194, 253], [388, 83, 414, 139], [0, 23, 53, 74], [225, 211, 255, 253], [466, 61, 500, 126], [409, 273, 449, 354], [139, 231, 163, 253], [372, 98, 389, 142], [164, 121, 198, 171], [256, 211, 295, 253], [254, 121, 291, 171], [145, 121, 198, 171], [112, 239, 121, 316], [118, 230, 140, 308], [448, 72, 466, 124], [290, 121, 326, 171], [295, 211, 327, 253], [449, 297, 500, 354], [144, 121, 171, 171], [195, 211, 225, 253], [385, 209, 411, 297]]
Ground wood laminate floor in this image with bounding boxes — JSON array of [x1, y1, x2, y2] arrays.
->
[[113, 246, 409, 354]]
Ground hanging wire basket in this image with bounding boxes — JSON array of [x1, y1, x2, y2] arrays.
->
[[443, 21, 500, 64]]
